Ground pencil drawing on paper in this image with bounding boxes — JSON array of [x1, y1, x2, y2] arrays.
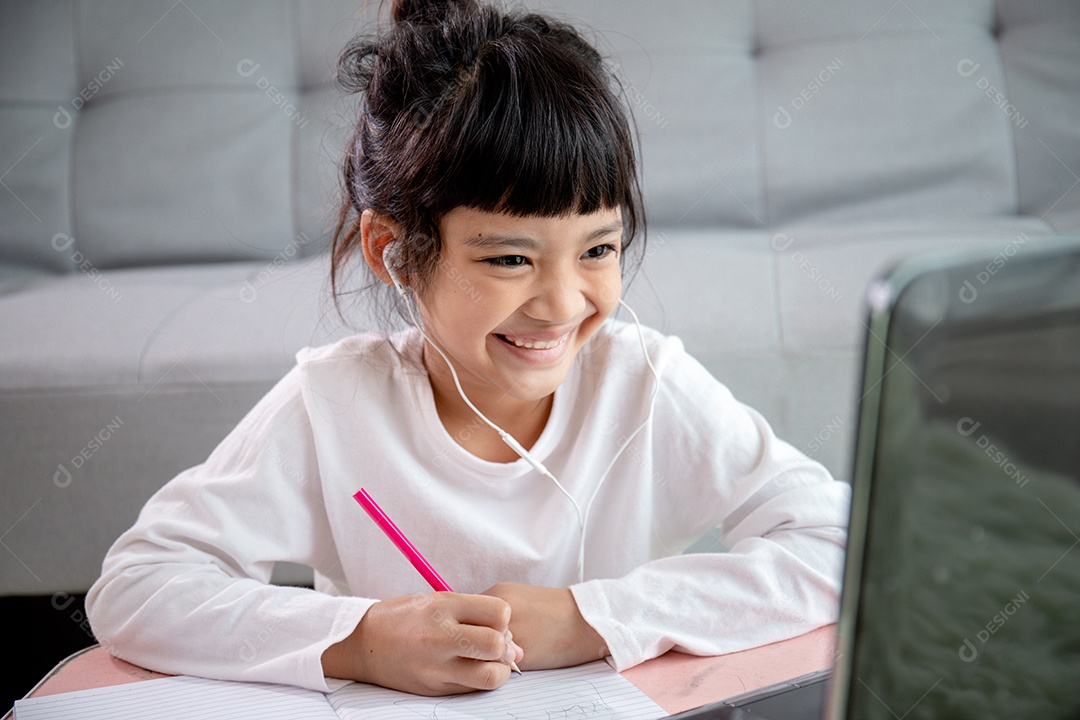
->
[[391, 679, 618, 719]]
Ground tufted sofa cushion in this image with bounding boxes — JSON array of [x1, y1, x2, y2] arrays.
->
[[1, 0, 1078, 595]]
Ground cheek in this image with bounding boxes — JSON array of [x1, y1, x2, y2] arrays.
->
[[594, 270, 623, 311]]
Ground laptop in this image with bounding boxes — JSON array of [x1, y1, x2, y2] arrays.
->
[[669, 237, 1080, 719]]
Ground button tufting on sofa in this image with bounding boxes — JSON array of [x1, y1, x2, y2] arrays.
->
[[1, 0, 1078, 602]]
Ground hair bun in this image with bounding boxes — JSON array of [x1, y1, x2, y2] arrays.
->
[[391, 0, 478, 24]]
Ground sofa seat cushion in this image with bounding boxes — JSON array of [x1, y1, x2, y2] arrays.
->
[[0, 258, 355, 395]]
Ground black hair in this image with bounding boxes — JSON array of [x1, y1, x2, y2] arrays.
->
[[330, 0, 645, 320]]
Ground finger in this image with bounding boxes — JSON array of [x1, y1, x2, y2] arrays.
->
[[443, 593, 512, 630], [444, 657, 513, 692], [503, 630, 524, 662], [509, 637, 524, 664], [444, 622, 516, 663]]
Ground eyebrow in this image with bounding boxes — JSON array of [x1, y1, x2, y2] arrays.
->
[[462, 220, 623, 251]]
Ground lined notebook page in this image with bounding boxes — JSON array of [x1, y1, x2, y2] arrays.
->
[[328, 661, 666, 719], [14, 661, 665, 719], [13, 675, 339, 720]]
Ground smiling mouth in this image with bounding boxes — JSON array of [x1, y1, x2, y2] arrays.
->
[[494, 333, 569, 350]]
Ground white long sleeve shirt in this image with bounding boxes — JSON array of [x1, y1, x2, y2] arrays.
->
[[86, 321, 850, 692]]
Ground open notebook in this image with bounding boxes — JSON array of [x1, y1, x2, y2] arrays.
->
[[13, 659, 665, 719]]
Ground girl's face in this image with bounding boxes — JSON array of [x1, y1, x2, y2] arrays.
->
[[415, 206, 624, 411]]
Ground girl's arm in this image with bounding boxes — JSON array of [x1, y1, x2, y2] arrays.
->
[[569, 477, 848, 671], [87, 363, 524, 694], [482, 474, 847, 672], [484, 333, 849, 672], [86, 368, 372, 691], [480, 583, 608, 670]]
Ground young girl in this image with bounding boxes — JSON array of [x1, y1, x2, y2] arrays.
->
[[87, 0, 849, 698]]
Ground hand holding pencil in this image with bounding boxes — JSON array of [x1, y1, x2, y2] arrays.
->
[[352, 488, 523, 675], [321, 589, 525, 695]]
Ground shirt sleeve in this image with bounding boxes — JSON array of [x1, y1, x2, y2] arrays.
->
[[570, 340, 851, 671], [85, 365, 374, 692]]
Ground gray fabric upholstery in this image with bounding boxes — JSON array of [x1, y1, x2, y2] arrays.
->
[[2, 0, 1078, 595]]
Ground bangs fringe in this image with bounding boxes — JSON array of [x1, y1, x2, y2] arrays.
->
[[388, 12, 638, 228], [331, 3, 645, 318]]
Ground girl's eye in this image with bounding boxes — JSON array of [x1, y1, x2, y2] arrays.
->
[[583, 243, 618, 260], [483, 255, 529, 268]]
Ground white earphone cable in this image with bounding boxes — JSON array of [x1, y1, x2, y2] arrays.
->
[[576, 298, 660, 579], [386, 246, 659, 583]]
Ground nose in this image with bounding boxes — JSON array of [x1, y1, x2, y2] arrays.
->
[[524, 265, 589, 324]]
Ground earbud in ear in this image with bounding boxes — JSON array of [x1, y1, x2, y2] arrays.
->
[[382, 242, 407, 296]]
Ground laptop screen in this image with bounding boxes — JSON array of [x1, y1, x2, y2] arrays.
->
[[834, 239, 1080, 719]]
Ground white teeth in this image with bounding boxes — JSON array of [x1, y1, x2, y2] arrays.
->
[[506, 336, 561, 350]]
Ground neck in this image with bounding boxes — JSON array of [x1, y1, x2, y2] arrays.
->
[[422, 346, 554, 464]]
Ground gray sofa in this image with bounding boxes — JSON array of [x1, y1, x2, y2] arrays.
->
[[2, 0, 1079, 599]]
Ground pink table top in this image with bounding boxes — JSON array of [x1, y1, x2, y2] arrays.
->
[[13, 624, 836, 716]]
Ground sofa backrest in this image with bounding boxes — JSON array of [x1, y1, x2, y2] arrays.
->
[[557, 0, 1080, 231], [1, 0, 1078, 276]]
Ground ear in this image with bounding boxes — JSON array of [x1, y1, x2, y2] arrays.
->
[[360, 209, 406, 287]]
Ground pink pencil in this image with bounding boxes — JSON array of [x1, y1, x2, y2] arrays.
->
[[352, 488, 521, 673], [353, 488, 453, 592]]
